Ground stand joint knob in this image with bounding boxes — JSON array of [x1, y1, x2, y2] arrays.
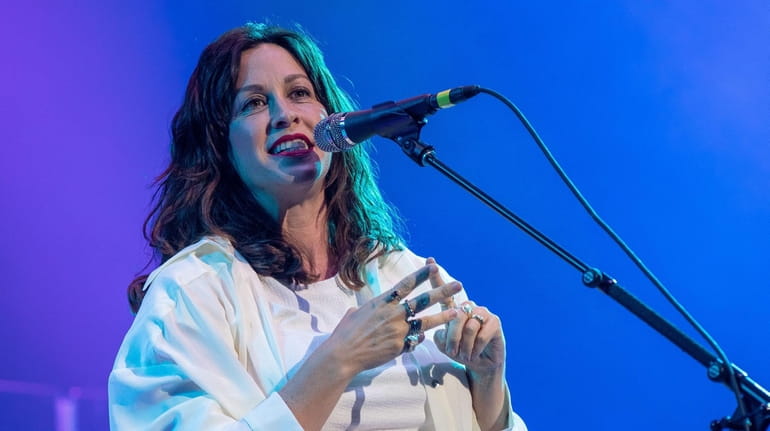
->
[[582, 267, 615, 288], [708, 361, 725, 381]]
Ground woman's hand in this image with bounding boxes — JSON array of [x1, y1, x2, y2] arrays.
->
[[325, 264, 460, 378], [427, 258, 506, 375], [281, 265, 459, 431], [427, 258, 511, 431]]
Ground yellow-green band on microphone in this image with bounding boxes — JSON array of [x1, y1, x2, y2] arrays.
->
[[436, 89, 455, 108]]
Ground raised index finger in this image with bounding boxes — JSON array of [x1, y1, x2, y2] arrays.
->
[[378, 263, 437, 304], [426, 257, 445, 288], [426, 257, 456, 310]]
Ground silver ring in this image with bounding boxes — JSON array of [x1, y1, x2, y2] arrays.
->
[[408, 318, 423, 335], [403, 333, 420, 353], [461, 303, 473, 317], [471, 314, 485, 325]]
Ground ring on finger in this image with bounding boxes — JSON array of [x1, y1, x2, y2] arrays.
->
[[403, 333, 420, 353], [387, 290, 402, 303], [461, 303, 473, 317], [470, 314, 486, 325], [402, 301, 416, 320], [408, 318, 423, 335]]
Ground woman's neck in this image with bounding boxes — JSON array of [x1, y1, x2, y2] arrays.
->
[[279, 194, 336, 280], [252, 186, 337, 279]]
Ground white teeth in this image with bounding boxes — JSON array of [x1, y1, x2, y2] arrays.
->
[[271, 139, 309, 154]]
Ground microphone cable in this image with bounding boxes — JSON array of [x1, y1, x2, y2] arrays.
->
[[476, 86, 749, 430]]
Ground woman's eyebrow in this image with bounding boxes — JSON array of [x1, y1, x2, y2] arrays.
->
[[284, 73, 310, 85], [235, 74, 310, 97], [235, 84, 265, 97]]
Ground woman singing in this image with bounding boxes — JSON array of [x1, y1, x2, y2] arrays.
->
[[109, 22, 526, 431]]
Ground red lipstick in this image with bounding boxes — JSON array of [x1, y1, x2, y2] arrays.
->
[[268, 133, 314, 157]]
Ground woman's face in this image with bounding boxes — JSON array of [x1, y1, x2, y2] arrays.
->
[[228, 43, 331, 213]]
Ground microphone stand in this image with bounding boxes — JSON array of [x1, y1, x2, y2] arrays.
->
[[384, 120, 770, 430]]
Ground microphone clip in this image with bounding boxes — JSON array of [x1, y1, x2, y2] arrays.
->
[[382, 113, 434, 166], [394, 135, 435, 167]]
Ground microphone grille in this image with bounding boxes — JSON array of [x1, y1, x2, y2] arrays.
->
[[314, 113, 355, 152]]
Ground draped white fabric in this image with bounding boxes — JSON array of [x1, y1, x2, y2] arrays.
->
[[109, 237, 526, 430]]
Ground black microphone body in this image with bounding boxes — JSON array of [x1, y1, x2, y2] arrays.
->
[[314, 85, 480, 152]]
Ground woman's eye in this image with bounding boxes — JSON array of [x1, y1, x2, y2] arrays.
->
[[243, 97, 267, 111], [290, 88, 312, 99]]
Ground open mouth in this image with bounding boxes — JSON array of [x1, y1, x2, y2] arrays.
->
[[269, 134, 313, 156]]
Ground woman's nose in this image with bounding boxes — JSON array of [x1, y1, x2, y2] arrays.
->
[[269, 97, 299, 130]]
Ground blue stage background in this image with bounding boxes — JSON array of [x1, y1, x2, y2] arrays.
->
[[1, 1, 768, 429]]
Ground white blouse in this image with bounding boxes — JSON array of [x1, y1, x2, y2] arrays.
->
[[108, 237, 526, 430], [266, 275, 427, 429]]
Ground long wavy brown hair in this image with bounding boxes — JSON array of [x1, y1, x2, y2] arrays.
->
[[128, 23, 403, 313]]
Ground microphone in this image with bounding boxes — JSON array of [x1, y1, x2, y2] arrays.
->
[[314, 85, 480, 152]]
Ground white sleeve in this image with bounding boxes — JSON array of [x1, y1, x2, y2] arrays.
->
[[509, 411, 528, 431], [108, 267, 302, 431]]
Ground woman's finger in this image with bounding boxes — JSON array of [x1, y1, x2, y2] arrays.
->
[[444, 302, 472, 357], [426, 257, 444, 287], [413, 308, 458, 333], [426, 257, 457, 310], [432, 327, 448, 354], [404, 281, 462, 317], [377, 264, 437, 305], [468, 307, 499, 360], [458, 310, 483, 361]]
